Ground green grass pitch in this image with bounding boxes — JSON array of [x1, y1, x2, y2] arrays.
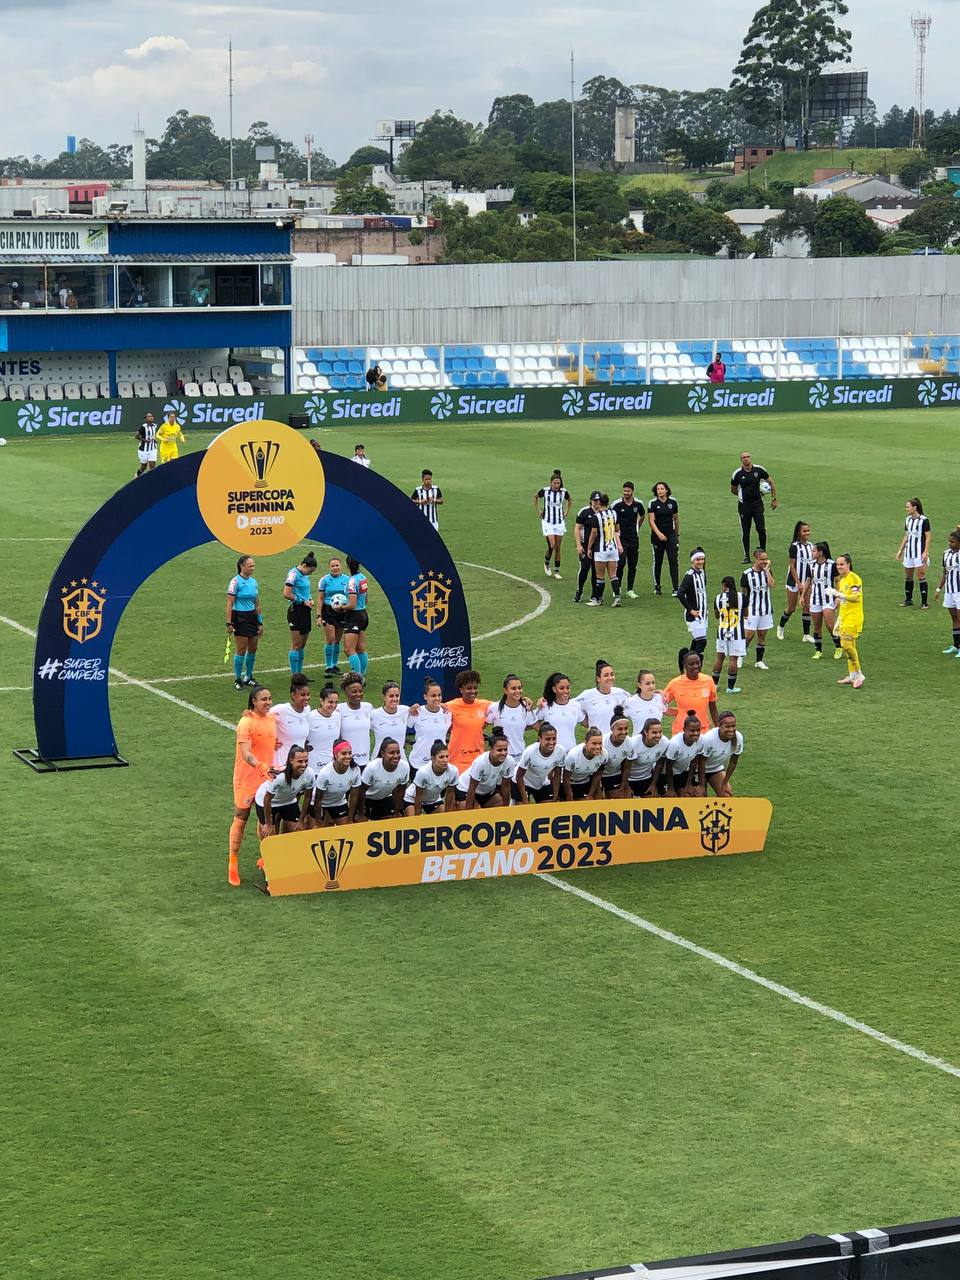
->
[[3, 410, 960, 1280]]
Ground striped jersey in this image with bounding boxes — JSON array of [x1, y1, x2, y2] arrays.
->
[[740, 567, 772, 619], [538, 486, 568, 524], [809, 556, 836, 610], [412, 484, 442, 528], [905, 514, 931, 560], [943, 547, 960, 594], [138, 420, 157, 447], [679, 567, 707, 621], [789, 539, 814, 585], [715, 591, 746, 641], [594, 507, 619, 554]]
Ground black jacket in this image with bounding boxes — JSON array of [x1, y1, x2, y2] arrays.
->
[[676, 568, 706, 622]]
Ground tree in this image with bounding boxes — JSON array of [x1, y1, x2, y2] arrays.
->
[[398, 111, 480, 180], [530, 100, 572, 155], [926, 123, 960, 164], [897, 154, 934, 190], [340, 146, 391, 173], [577, 76, 635, 164], [666, 128, 727, 170], [330, 168, 394, 215], [487, 94, 536, 144], [811, 195, 883, 256], [899, 199, 960, 249], [731, 0, 852, 148]]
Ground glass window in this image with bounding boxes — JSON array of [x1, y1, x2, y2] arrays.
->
[[117, 265, 172, 308], [0, 266, 112, 310]]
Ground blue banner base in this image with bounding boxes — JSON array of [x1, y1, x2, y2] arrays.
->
[[12, 746, 129, 774]]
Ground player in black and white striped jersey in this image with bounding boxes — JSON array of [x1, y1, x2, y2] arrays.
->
[[740, 547, 774, 670], [711, 576, 745, 695], [935, 527, 960, 655], [808, 541, 842, 659], [587, 494, 623, 607], [896, 497, 932, 609], [777, 520, 814, 642], [676, 547, 708, 657], [533, 470, 571, 580], [411, 468, 443, 529], [135, 412, 158, 477]]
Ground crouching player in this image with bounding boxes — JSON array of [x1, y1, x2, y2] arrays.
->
[[256, 746, 314, 836], [698, 711, 743, 797]]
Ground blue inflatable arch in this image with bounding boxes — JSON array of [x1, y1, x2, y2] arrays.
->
[[27, 449, 471, 765]]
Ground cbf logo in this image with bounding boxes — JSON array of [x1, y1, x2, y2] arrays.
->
[[808, 382, 830, 409], [311, 837, 354, 890], [304, 394, 328, 425], [17, 403, 43, 433], [560, 388, 583, 416], [699, 802, 733, 854], [239, 440, 280, 487], [917, 378, 939, 407], [429, 391, 454, 420], [687, 386, 709, 414], [410, 569, 453, 633], [60, 577, 107, 644], [163, 399, 186, 425]]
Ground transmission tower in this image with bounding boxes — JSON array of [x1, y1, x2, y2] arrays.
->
[[911, 12, 932, 147]]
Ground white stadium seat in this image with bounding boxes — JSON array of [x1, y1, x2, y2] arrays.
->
[[210, 365, 227, 383], [63, 383, 82, 399], [761, 364, 776, 379], [133, 381, 151, 398], [235, 381, 254, 396], [194, 367, 210, 382], [117, 381, 134, 398], [28, 383, 45, 399], [46, 383, 64, 399], [201, 381, 219, 395], [228, 365, 244, 383], [80, 382, 98, 399], [8, 383, 25, 400], [218, 382, 236, 396], [175, 366, 191, 385], [184, 382, 202, 396], [297, 375, 314, 391], [313, 376, 330, 392], [151, 380, 168, 397], [99, 381, 110, 398]]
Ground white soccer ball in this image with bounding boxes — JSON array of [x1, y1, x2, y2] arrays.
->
[[0, 437, 6, 446], [759, 479, 772, 494], [330, 592, 349, 609]]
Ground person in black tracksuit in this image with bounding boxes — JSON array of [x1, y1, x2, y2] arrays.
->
[[574, 491, 602, 603], [730, 451, 778, 563], [612, 482, 643, 600], [647, 481, 680, 595]]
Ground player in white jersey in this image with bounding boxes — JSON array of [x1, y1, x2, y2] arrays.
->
[[586, 493, 624, 606], [338, 673, 373, 767], [896, 497, 932, 609], [305, 685, 341, 766], [676, 548, 708, 657], [411, 467, 443, 528], [311, 740, 362, 826], [485, 674, 537, 762], [135, 412, 158, 476], [628, 718, 668, 797], [808, 541, 842, 660], [663, 712, 705, 797], [271, 674, 313, 768], [600, 708, 634, 797], [575, 661, 630, 733], [370, 681, 411, 758], [699, 712, 743, 797], [562, 727, 607, 801], [255, 746, 314, 836], [777, 521, 814, 642], [625, 669, 666, 735], [456, 731, 516, 808], [711, 577, 745, 696], [935, 528, 960, 655], [740, 547, 774, 670], [533, 470, 571, 580], [359, 739, 411, 821], [515, 724, 565, 803], [407, 680, 452, 767], [535, 672, 586, 752], [404, 741, 460, 815]]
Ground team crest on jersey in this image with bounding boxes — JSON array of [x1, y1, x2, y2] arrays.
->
[[239, 439, 281, 486], [60, 579, 107, 644], [311, 837, 354, 890], [699, 802, 733, 854], [410, 570, 453, 633]]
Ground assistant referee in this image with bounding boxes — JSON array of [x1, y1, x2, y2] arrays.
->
[[730, 451, 778, 564]]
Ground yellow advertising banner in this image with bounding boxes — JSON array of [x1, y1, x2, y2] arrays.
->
[[260, 797, 773, 897]]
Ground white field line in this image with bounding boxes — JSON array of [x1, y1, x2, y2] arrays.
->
[[0, 536, 73, 541], [538, 873, 960, 1082], [4, 603, 960, 1082]]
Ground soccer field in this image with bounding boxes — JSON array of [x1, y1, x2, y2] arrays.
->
[[3, 411, 960, 1280]]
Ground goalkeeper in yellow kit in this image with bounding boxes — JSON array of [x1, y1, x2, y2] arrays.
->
[[830, 552, 864, 688], [156, 409, 185, 463]]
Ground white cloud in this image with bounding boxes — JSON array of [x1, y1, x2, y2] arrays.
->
[[124, 34, 190, 59]]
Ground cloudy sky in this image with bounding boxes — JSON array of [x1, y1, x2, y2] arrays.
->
[[3, 0, 956, 163]]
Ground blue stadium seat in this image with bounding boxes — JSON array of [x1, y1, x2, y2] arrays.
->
[[348, 361, 363, 374], [333, 361, 348, 375], [494, 371, 509, 386], [478, 370, 494, 385]]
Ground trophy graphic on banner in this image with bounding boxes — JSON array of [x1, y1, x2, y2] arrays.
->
[[310, 838, 354, 890]]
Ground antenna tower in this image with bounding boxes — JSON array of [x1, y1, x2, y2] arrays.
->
[[910, 12, 931, 147], [304, 133, 315, 183]]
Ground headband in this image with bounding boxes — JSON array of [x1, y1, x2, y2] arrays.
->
[[690, 551, 705, 563], [332, 739, 352, 756]]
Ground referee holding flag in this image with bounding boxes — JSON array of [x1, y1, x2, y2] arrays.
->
[[730, 452, 778, 564]]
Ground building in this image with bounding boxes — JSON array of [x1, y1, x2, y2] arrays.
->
[[0, 214, 292, 396], [794, 174, 914, 205]]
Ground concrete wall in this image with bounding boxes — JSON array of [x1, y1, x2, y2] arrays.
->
[[292, 227, 442, 266], [293, 257, 960, 346]]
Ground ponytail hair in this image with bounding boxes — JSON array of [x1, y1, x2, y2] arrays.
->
[[537, 721, 556, 738], [814, 540, 832, 561], [487, 727, 509, 749], [609, 704, 629, 732], [542, 671, 568, 706], [791, 520, 808, 542], [236, 555, 252, 574], [429, 739, 448, 759], [381, 679, 400, 698], [301, 551, 318, 570], [583, 725, 604, 747], [909, 497, 924, 514], [498, 673, 521, 712], [635, 668, 654, 692], [284, 743, 306, 786], [377, 736, 399, 759], [721, 575, 737, 608]]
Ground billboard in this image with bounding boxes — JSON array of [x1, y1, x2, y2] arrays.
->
[[810, 70, 870, 120]]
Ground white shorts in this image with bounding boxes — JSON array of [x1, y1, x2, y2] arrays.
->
[[716, 636, 747, 657], [809, 601, 834, 617], [903, 555, 927, 570], [593, 548, 619, 564], [944, 592, 960, 610], [685, 618, 708, 641], [542, 519, 566, 537], [137, 446, 157, 463], [744, 613, 773, 632]]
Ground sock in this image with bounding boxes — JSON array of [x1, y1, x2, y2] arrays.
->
[[814, 636, 823, 652], [711, 671, 720, 685], [244, 651, 256, 680], [576, 558, 592, 596], [756, 644, 765, 662], [288, 649, 299, 674], [233, 654, 244, 680], [229, 817, 245, 857], [544, 551, 552, 567], [331, 642, 341, 667], [831, 632, 842, 648], [296, 649, 305, 673], [727, 673, 737, 691], [611, 576, 621, 597], [778, 612, 790, 628], [845, 639, 860, 674], [554, 557, 561, 570], [953, 629, 960, 649], [905, 579, 914, 603], [359, 651, 369, 675], [595, 582, 606, 602], [323, 643, 334, 669], [801, 614, 811, 636], [920, 580, 928, 605], [349, 652, 362, 673]]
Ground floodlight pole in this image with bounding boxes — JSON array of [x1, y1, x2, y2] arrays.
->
[[228, 38, 235, 187], [570, 46, 578, 263]]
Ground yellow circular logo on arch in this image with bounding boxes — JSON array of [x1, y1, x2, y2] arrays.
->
[[196, 420, 325, 555]]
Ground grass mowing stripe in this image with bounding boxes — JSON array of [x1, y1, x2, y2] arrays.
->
[[539, 873, 960, 1082]]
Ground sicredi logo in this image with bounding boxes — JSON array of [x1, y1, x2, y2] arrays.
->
[[561, 388, 583, 416], [935, 381, 960, 403], [917, 378, 940, 406], [585, 389, 653, 414], [430, 391, 527, 420], [18, 401, 123, 432], [690, 386, 777, 413], [190, 401, 266, 425]]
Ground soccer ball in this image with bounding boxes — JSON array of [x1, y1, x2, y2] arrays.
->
[[330, 592, 349, 609], [759, 479, 772, 494], [0, 437, 7, 446]]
